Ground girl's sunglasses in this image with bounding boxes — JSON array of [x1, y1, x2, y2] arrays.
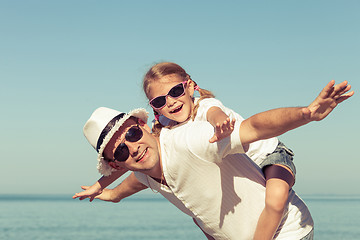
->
[[112, 124, 143, 162], [149, 81, 187, 109]]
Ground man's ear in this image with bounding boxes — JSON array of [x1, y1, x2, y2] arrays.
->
[[138, 118, 151, 132], [109, 161, 122, 170]]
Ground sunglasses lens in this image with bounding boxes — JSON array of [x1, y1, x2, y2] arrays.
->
[[168, 83, 185, 98], [126, 126, 143, 142], [113, 125, 143, 162], [114, 143, 129, 162], [150, 83, 185, 109], [150, 96, 166, 109]]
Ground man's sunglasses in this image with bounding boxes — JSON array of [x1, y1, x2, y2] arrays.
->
[[111, 125, 143, 162], [149, 81, 187, 109]]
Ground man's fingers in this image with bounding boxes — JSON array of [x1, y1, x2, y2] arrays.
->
[[330, 80, 349, 97], [321, 80, 336, 98], [335, 84, 352, 97], [321, 80, 353, 100], [335, 92, 354, 104]]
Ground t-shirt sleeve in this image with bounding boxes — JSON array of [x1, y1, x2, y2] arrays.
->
[[183, 121, 245, 164], [133, 172, 149, 187], [195, 98, 228, 122]]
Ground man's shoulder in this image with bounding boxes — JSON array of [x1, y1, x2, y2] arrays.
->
[[161, 121, 214, 143], [160, 121, 216, 156]]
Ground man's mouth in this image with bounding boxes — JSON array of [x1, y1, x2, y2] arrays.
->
[[136, 148, 148, 162], [170, 105, 183, 114]]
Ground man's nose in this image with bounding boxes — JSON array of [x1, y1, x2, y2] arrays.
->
[[126, 141, 139, 156]]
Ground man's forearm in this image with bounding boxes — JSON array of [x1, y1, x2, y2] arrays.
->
[[240, 107, 310, 145], [252, 107, 309, 138], [98, 169, 128, 189]]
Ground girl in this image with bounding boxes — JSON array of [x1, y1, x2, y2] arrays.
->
[[143, 62, 297, 240]]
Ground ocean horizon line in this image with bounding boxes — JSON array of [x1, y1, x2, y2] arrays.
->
[[1, 193, 360, 202]]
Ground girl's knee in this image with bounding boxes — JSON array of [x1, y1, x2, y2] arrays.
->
[[265, 180, 290, 213]]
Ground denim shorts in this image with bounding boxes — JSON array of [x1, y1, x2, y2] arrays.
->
[[259, 141, 296, 177]]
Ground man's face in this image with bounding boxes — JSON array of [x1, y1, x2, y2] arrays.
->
[[103, 118, 161, 175]]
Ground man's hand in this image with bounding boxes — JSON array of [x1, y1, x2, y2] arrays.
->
[[74, 186, 120, 203], [72, 184, 103, 202], [303, 80, 354, 121]]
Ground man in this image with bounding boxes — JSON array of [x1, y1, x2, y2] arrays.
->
[[80, 80, 353, 239]]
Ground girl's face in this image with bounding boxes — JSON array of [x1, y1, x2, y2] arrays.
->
[[148, 74, 195, 123]]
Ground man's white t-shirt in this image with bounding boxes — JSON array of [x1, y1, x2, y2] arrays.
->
[[135, 118, 313, 239]]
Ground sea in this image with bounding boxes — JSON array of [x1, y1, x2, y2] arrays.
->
[[1, 193, 359, 240]]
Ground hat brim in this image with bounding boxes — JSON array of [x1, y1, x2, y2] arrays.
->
[[97, 108, 148, 176]]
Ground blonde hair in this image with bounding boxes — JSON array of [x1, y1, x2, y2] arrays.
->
[[143, 62, 214, 136]]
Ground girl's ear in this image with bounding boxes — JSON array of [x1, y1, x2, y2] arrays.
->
[[186, 79, 196, 96]]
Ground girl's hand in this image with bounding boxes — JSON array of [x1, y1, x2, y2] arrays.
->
[[209, 117, 236, 143]]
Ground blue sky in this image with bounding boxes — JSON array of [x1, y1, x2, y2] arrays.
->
[[1, 0, 359, 196]]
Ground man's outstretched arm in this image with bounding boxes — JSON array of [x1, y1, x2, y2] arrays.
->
[[240, 80, 354, 146], [81, 172, 148, 203]]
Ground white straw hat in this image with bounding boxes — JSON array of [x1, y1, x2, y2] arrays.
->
[[83, 107, 148, 176]]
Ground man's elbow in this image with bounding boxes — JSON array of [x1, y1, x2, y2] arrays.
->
[[240, 119, 262, 145]]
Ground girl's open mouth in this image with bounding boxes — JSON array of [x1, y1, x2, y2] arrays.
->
[[170, 105, 183, 113]]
